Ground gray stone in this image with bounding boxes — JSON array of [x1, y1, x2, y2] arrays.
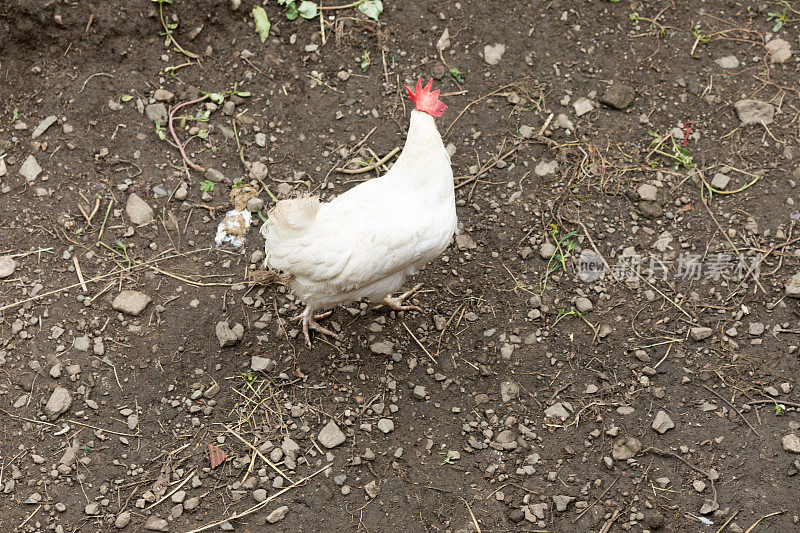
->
[[652, 410, 675, 434], [364, 480, 380, 499], [205, 168, 227, 183], [553, 494, 575, 512], [782, 433, 800, 453], [715, 55, 739, 69], [599, 83, 635, 109], [0, 256, 16, 278], [369, 341, 393, 355], [612, 436, 642, 460], [44, 386, 72, 420], [255, 132, 267, 147], [266, 505, 289, 524], [544, 402, 570, 421], [250, 356, 275, 372], [125, 193, 154, 224], [115, 511, 131, 529], [535, 160, 558, 177], [766, 38, 791, 63], [145, 103, 168, 124], [253, 489, 267, 502], [710, 173, 730, 190], [637, 183, 658, 202], [734, 99, 774, 125], [573, 97, 594, 117], [500, 381, 519, 402], [143, 515, 169, 531], [112, 290, 151, 316], [377, 418, 395, 434], [19, 155, 42, 181], [699, 500, 719, 515], [639, 201, 662, 219], [575, 297, 593, 313], [154, 89, 174, 102], [413, 384, 427, 399], [749, 322, 765, 336], [539, 242, 555, 259], [318, 420, 346, 448], [73, 335, 90, 351], [0, 158, 7, 177], [85, 502, 100, 515], [690, 327, 713, 341], [31, 115, 58, 139], [785, 272, 800, 297], [519, 125, 534, 138], [554, 114, 574, 131], [216, 321, 239, 348], [483, 43, 506, 65]]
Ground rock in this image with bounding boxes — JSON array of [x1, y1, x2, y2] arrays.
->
[[255, 132, 267, 147], [369, 341, 393, 355], [145, 103, 168, 124], [44, 386, 72, 420], [115, 511, 132, 529], [519, 125, 534, 138], [483, 43, 506, 65], [766, 38, 791, 63], [545, 402, 570, 421], [699, 500, 718, 515], [0, 158, 7, 177], [575, 297, 593, 313], [73, 336, 90, 351], [693, 480, 706, 493], [253, 489, 267, 502], [174, 183, 188, 201], [143, 515, 169, 531], [734, 99, 774, 125], [318, 420, 346, 448], [250, 356, 275, 372], [413, 384, 427, 399], [267, 505, 289, 523], [154, 89, 174, 102], [184, 497, 200, 510], [639, 201, 662, 219], [612, 436, 642, 461], [554, 114, 574, 131], [714, 55, 739, 69], [126, 193, 154, 224], [19, 155, 42, 181], [535, 160, 558, 176], [785, 272, 800, 297], [112, 290, 152, 316], [500, 381, 519, 402], [204, 167, 227, 183], [246, 197, 264, 213], [782, 433, 800, 453], [637, 183, 658, 202], [337, 70, 351, 81], [599, 83, 635, 109], [749, 322, 765, 336], [455, 233, 476, 250], [222, 101, 235, 116], [539, 242, 556, 260], [0, 256, 16, 278], [690, 327, 713, 341], [377, 418, 395, 434], [553, 495, 575, 512], [31, 115, 58, 139], [364, 480, 380, 499], [652, 410, 675, 434], [85, 502, 100, 515], [710, 172, 730, 190], [573, 97, 594, 117], [216, 321, 239, 348]]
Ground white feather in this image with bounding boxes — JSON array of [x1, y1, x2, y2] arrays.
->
[[262, 110, 457, 313]]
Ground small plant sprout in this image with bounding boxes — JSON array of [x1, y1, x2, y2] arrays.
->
[[277, 0, 382, 21], [11, 107, 19, 123], [200, 179, 215, 193], [539, 226, 578, 295], [775, 404, 786, 416], [767, 7, 788, 32], [155, 121, 167, 141], [151, 0, 198, 59], [449, 67, 464, 84], [360, 51, 371, 71]]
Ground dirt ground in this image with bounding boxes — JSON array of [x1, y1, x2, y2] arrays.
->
[[2, 0, 800, 531]]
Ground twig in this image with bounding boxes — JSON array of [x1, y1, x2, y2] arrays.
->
[[715, 509, 739, 533], [78, 72, 114, 93], [460, 497, 481, 533], [443, 83, 521, 138], [337, 147, 400, 174], [145, 469, 196, 510], [402, 322, 437, 364], [574, 476, 620, 522], [97, 197, 114, 242], [746, 399, 800, 409], [454, 145, 519, 191], [72, 256, 88, 292], [701, 384, 761, 437], [743, 510, 785, 533], [223, 425, 294, 482]]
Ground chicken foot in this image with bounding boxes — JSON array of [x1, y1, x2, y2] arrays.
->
[[377, 283, 424, 312], [293, 307, 338, 347]]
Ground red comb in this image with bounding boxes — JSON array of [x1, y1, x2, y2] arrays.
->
[[404, 78, 447, 118]]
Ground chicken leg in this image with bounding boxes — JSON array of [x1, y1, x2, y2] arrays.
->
[[293, 307, 338, 347], [377, 283, 424, 312]]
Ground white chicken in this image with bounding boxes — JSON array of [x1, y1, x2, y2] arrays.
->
[[260, 79, 457, 347]]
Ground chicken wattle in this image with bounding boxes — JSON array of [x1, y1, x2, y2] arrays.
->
[[261, 78, 457, 347]]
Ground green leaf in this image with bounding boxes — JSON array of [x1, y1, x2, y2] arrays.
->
[[360, 51, 370, 72], [236, 91, 251, 97], [449, 68, 463, 83], [298, 1, 318, 19], [200, 179, 215, 192], [121, 94, 133, 102], [208, 92, 225, 104], [253, 6, 271, 42], [285, 2, 298, 20], [12, 107, 19, 122], [358, 0, 383, 20]]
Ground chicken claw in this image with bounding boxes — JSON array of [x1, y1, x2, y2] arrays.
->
[[293, 307, 338, 347], [378, 283, 424, 312]]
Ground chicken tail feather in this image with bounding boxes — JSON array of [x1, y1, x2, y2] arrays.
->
[[261, 195, 321, 240]]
